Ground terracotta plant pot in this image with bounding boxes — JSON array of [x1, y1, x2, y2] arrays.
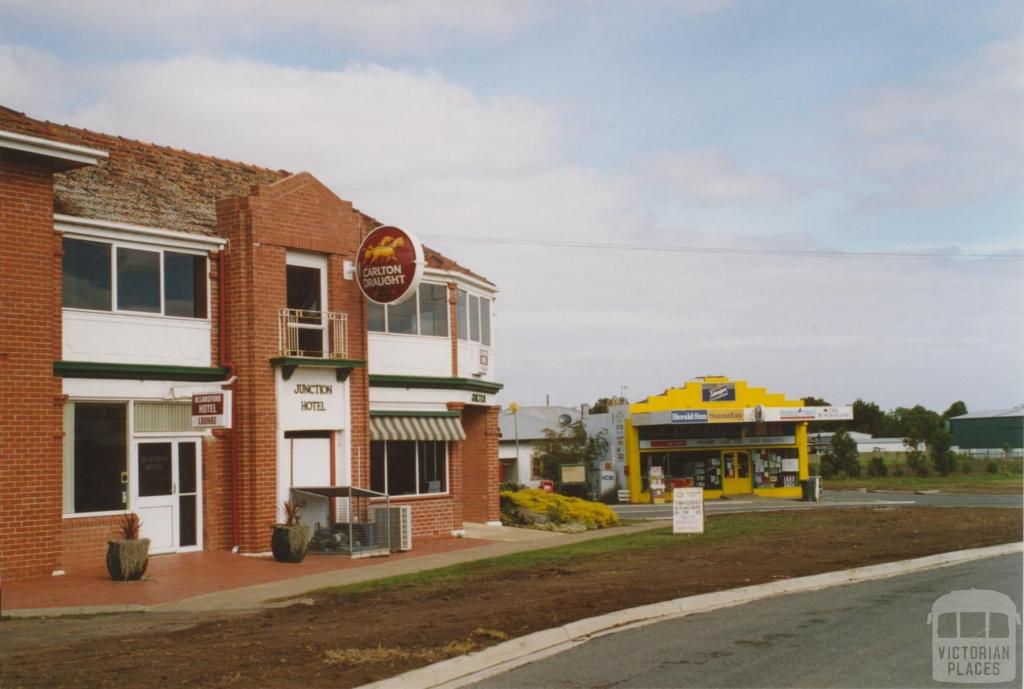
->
[[271, 524, 311, 563], [106, 538, 150, 581]]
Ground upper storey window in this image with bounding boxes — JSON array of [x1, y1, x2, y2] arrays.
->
[[367, 282, 449, 337], [456, 289, 491, 346], [63, 237, 208, 319]]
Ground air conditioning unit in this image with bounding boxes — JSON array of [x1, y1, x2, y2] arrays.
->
[[369, 505, 413, 552]]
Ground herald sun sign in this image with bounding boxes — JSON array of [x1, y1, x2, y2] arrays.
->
[[356, 225, 424, 305]]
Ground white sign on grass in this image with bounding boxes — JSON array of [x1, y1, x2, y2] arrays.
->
[[673, 487, 705, 534]]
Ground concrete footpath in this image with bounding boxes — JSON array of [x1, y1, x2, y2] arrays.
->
[[3, 521, 667, 618]]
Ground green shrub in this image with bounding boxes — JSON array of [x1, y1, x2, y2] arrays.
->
[[905, 450, 930, 477], [597, 488, 619, 504], [867, 456, 888, 477], [499, 488, 620, 529], [986, 461, 1000, 474], [819, 453, 839, 479]]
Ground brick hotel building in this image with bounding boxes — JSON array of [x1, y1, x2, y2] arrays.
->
[[0, 106, 501, 581]]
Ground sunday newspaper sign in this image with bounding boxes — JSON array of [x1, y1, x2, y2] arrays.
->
[[673, 487, 705, 534]]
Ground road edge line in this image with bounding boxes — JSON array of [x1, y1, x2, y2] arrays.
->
[[357, 541, 1023, 689]]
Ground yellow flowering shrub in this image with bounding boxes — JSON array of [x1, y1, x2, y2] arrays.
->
[[499, 488, 620, 530]]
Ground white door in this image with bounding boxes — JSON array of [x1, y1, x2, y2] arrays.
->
[[135, 439, 202, 554], [290, 434, 331, 487]]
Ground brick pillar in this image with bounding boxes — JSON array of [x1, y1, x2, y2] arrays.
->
[[448, 282, 458, 376], [0, 154, 64, 580], [459, 404, 501, 523]]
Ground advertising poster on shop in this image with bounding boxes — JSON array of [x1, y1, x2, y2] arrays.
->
[[673, 487, 705, 534]]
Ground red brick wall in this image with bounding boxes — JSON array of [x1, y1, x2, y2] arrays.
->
[[59, 515, 121, 574], [217, 173, 369, 552], [460, 405, 501, 523], [0, 152, 64, 581]]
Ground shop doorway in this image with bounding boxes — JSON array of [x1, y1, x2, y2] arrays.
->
[[134, 439, 202, 554], [722, 450, 752, 495]]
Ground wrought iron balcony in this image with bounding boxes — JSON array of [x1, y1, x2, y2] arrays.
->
[[278, 308, 348, 359]]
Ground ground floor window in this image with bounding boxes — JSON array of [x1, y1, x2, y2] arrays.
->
[[64, 402, 128, 513], [752, 448, 800, 488], [370, 441, 448, 496], [640, 451, 722, 491]]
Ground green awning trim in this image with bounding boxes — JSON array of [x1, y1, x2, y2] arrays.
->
[[370, 410, 461, 418], [369, 374, 502, 395], [54, 361, 230, 382]]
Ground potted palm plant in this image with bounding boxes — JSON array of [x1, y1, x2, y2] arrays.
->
[[106, 513, 150, 581], [271, 500, 310, 563]]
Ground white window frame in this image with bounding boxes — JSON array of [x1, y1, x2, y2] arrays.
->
[[456, 288, 492, 345], [285, 251, 329, 354], [62, 234, 210, 321], [368, 281, 450, 338], [373, 440, 450, 497]]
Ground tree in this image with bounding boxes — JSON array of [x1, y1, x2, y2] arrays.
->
[[930, 428, 957, 476], [831, 428, 860, 478], [894, 405, 941, 447], [589, 397, 627, 415], [531, 420, 609, 497], [850, 399, 888, 437], [942, 401, 968, 421]]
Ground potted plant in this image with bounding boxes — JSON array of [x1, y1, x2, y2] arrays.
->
[[271, 501, 310, 563], [106, 513, 150, 581]]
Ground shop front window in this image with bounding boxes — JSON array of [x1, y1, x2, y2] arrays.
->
[[66, 402, 128, 514], [370, 440, 448, 496], [640, 451, 721, 491], [752, 448, 800, 488]]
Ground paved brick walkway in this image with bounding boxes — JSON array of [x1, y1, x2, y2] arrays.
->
[[2, 535, 492, 612]]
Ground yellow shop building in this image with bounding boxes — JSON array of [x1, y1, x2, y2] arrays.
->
[[624, 376, 852, 502]]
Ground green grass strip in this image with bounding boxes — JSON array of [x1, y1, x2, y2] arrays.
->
[[315, 512, 801, 598]]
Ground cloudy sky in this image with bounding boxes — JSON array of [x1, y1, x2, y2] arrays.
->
[[1, 0, 1021, 412]]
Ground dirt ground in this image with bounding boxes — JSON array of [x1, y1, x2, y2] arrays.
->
[[1, 507, 1020, 689]]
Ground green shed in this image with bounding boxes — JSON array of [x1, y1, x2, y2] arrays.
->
[[948, 408, 1024, 451]]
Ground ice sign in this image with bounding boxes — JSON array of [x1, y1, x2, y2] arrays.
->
[[672, 487, 704, 534]]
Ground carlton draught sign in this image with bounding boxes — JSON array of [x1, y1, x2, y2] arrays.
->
[[356, 225, 424, 305]]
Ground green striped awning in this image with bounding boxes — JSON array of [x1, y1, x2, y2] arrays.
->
[[370, 415, 466, 442]]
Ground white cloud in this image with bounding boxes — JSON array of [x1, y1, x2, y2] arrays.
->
[[641, 149, 800, 205], [849, 38, 1024, 207]]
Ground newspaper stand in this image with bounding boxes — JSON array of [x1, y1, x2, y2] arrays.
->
[[291, 486, 392, 559]]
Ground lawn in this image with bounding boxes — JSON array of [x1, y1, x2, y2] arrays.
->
[[825, 473, 1022, 494]]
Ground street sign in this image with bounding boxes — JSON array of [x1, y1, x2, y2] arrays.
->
[[673, 487, 705, 534]]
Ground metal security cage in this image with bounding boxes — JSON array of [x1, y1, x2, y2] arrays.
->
[[290, 486, 392, 559]]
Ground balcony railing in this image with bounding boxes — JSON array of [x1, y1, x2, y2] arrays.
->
[[279, 309, 348, 359]]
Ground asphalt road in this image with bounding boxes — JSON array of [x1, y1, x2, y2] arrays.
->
[[612, 490, 1023, 521], [469, 553, 1024, 688]]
